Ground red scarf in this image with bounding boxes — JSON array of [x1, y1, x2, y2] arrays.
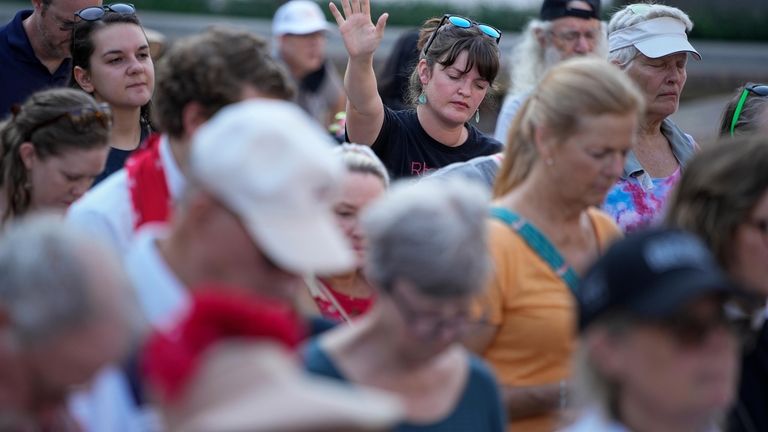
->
[[126, 133, 171, 230]]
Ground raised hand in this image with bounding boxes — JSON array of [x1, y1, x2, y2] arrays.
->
[[329, 0, 388, 59]]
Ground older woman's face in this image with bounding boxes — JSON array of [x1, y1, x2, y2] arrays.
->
[[730, 189, 768, 296], [541, 111, 637, 208], [599, 297, 739, 420], [389, 281, 472, 359], [625, 52, 687, 121], [333, 171, 386, 269]]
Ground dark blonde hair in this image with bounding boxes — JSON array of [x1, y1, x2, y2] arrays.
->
[[0, 88, 111, 223], [407, 16, 501, 106], [493, 57, 644, 198], [719, 84, 768, 137], [666, 136, 768, 269]]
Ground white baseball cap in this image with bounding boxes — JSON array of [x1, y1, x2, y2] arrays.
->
[[272, 0, 330, 36], [190, 99, 354, 276], [608, 16, 701, 60]]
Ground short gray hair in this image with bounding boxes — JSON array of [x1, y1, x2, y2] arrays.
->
[[607, 4, 694, 67], [362, 179, 490, 297], [335, 143, 390, 187], [0, 214, 135, 346]]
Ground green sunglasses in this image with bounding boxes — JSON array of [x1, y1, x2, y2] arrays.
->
[[730, 83, 768, 137]]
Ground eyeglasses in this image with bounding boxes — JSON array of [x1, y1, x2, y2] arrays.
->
[[746, 218, 768, 236], [729, 83, 768, 137], [389, 285, 471, 339], [422, 15, 502, 56], [13, 103, 112, 141], [74, 3, 136, 21], [651, 303, 737, 347]]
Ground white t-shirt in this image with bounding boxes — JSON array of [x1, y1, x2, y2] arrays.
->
[[71, 227, 190, 432], [67, 135, 186, 256]]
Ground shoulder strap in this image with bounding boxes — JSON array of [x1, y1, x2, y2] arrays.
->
[[490, 207, 580, 295]]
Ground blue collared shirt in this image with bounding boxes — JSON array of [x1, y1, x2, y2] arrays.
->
[[0, 10, 72, 118]]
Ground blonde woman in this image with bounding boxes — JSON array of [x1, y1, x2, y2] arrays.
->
[[465, 57, 644, 432], [301, 144, 389, 324]]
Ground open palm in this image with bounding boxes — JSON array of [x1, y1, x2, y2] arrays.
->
[[329, 0, 388, 58]]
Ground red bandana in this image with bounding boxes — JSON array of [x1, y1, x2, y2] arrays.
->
[[125, 133, 171, 230], [141, 290, 306, 401]]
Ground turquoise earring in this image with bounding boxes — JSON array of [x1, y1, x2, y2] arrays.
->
[[417, 92, 427, 105], [475, 110, 480, 123]]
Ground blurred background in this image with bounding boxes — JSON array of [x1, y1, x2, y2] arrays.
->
[[2, 0, 765, 144]]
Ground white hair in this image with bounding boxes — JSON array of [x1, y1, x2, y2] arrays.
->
[[362, 178, 490, 297], [607, 3, 695, 68], [335, 143, 390, 187], [509, 19, 608, 95]]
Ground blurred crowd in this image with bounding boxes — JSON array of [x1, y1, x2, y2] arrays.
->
[[0, 0, 767, 431]]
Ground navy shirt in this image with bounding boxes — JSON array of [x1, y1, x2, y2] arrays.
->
[[303, 339, 506, 431], [0, 10, 71, 118]]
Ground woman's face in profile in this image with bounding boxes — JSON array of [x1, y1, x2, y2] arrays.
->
[[333, 171, 386, 269], [730, 188, 768, 296]]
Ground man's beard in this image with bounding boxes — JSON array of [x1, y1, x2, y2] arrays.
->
[[543, 44, 565, 71]]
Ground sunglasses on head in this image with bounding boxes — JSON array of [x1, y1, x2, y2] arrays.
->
[[13, 103, 112, 141], [729, 83, 768, 137], [422, 15, 502, 56], [74, 3, 136, 21]]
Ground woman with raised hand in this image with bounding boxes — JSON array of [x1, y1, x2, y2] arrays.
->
[[0, 88, 111, 226], [329, 0, 502, 178], [464, 57, 644, 432], [71, 3, 154, 185]]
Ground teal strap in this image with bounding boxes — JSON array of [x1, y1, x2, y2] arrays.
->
[[490, 207, 580, 295]]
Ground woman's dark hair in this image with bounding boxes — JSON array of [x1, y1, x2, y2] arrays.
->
[[70, 11, 153, 127], [667, 135, 768, 269], [719, 84, 768, 137], [406, 16, 501, 106], [0, 88, 111, 223], [378, 29, 420, 111]]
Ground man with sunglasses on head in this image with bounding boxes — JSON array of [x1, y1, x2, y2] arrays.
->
[[0, 0, 101, 116], [493, 0, 605, 143]]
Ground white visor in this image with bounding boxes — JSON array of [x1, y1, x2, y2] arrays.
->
[[608, 17, 701, 60]]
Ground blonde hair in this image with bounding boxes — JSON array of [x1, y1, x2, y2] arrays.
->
[[493, 57, 644, 197], [335, 143, 390, 187]]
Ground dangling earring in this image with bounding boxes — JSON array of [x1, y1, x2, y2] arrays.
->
[[475, 110, 480, 123], [417, 92, 427, 105]]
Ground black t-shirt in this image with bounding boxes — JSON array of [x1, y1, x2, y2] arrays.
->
[[370, 107, 502, 179]]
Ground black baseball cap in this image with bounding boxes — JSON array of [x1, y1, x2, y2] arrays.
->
[[577, 227, 737, 330], [540, 0, 601, 21]]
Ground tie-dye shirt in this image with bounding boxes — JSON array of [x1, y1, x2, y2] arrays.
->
[[603, 167, 681, 233], [602, 119, 697, 233]]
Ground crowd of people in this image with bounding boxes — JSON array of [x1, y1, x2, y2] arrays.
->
[[0, 0, 767, 431]]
